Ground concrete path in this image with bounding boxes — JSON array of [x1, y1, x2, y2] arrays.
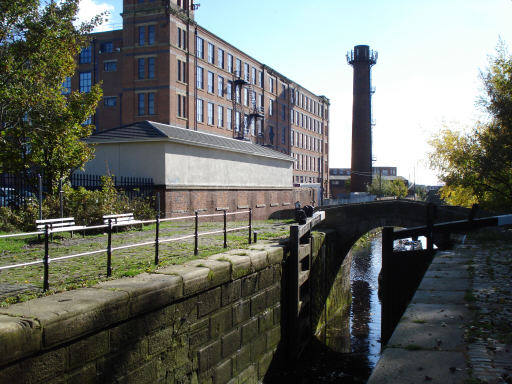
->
[[368, 236, 512, 384]]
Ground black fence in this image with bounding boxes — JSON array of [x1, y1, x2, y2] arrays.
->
[[70, 174, 154, 200], [0, 173, 154, 208], [0, 174, 35, 209]]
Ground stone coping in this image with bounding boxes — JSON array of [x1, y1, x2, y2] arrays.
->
[[0, 242, 286, 367]]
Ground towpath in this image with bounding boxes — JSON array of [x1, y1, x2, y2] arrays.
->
[[369, 229, 512, 384]]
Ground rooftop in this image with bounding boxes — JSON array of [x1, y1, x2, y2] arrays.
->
[[86, 121, 293, 162]]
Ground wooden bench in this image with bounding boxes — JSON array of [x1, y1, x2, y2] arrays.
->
[[36, 217, 86, 238], [103, 213, 142, 228]]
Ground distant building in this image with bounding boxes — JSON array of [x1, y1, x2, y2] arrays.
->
[[329, 167, 407, 198], [70, 0, 330, 198]]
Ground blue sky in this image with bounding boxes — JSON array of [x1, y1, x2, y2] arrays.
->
[[81, 0, 512, 185]]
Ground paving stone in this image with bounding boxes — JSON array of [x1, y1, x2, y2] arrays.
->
[[368, 349, 468, 383], [388, 321, 466, 352], [411, 289, 466, 305], [418, 277, 470, 291], [401, 303, 471, 324]]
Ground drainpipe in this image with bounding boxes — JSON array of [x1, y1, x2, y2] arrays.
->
[[119, 93, 122, 126], [320, 99, 325, 206], [287, 82, 291, 156], [261, 65, 266, 145], [186, 1, 191, 129], [92, 38, 98, 129], [193, 26, 198, 131]]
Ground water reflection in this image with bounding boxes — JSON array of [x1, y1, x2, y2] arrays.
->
[[349, 236, 382, 369], [276, 235, 383, 383]]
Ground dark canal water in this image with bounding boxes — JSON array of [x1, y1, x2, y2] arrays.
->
[[267, 235, 384, 383]]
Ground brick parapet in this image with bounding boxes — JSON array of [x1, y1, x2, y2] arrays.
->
[[0, 241, 288, 384]]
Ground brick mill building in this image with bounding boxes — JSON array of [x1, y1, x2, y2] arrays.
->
[[69, 0, 330, 198]]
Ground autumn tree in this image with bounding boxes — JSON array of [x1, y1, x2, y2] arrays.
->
[[0, 0, 104, 194], [429, 41, 512, 212]]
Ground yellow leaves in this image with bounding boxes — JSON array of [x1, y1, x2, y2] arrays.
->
[[439, 185, 478, 208]]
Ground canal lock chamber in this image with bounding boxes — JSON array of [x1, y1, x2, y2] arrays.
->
[[266, 229, 434, 383]]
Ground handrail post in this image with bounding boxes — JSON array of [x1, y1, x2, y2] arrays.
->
[[286, 224, 300, 363], [107, 219, 112, 277], [426, 203, 434, 252], [381, 226, 395, 344], [155, 192, 160, 265], [381, 226, 394, 280], [223, 209, 227, 248], [248, 207, 252, 244], [43, 224, 49, 291], [194, 211, 199, 255]]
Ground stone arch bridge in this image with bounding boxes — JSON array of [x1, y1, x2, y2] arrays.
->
[[317, 199, 472, 256], [306, 199, 474, 339]]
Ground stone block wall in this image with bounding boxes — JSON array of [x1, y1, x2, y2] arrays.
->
[[0, 242, 288, 384]]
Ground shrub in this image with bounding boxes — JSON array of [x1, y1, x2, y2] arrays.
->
[[0, 176, 155, 231]]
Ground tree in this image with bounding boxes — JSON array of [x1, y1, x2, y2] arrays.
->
[[367, 174, 389, 197], [429, 41, 512, 212], [367, 175, 408, 199], [389, 179, 408, 199], [0, 0, 104, 194]]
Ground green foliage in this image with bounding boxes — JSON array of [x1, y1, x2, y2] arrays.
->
[[0, 177, 155, 231], [389, 179, 408, 199], [367, 175, 408, 198], [367, 175, 390, 196], [429, 41, 512, 212], [414, 185, 428, 201], [0, 0, 105, 192]]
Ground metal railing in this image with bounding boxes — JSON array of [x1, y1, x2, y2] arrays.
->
[[383, 213, 512, 256], [0, 208, 252, 291]]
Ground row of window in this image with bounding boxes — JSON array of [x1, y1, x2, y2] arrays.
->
[[291, 110, 323, 134], [295, 176, 321, 184], [196, 66, 273, 110], [176, 33, 326, 111], [292, 130, 322, 153], [79, 41, 120, 64], [195, 99, 284, 141], [194, 34, 327, 112], [293, 153, 321, 173], [196, 99, 237, 132], [195, 35, 278, 92], [290, 89, 325, 118]]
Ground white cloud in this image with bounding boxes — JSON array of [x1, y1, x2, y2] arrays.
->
[[76, 0, 117, 32]]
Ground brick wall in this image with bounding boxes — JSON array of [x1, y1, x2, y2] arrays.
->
[[162, 187, 316, 219], [0, 243, 288, 384]]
